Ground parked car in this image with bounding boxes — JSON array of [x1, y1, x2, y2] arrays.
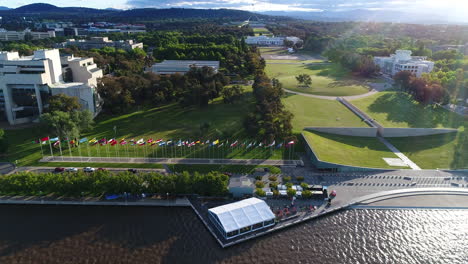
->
[[83, 167, 95, 173], [65, 167, 78, 173], [54, 167, 65, 172], [128, 168, 137, 173]]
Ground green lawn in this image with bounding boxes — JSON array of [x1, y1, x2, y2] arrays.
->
[[351, 91, 465, 128], [3, 91, 290, 166], [388, 129, 467, 169], [265, 60, 323, 64], [351, 91, 467, 169], [266, 63, 370, 96], [303, 131, 403, 169], [283, 94, 368, 132]]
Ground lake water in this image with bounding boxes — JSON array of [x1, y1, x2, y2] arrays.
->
[[0, 205, 466, 264]]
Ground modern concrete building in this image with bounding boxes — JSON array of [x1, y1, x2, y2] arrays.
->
[[150, 60, 220, 75], [0, 29, 56, 41], [208, 198, 276, 239], [0, 49, 103, 125], [56, 37, 144, 51], [245, 36, 302, 46], [374, 50, 435, 77]]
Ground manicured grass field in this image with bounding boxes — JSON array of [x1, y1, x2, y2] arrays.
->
[[283, 94, 368, 131], [351, 91, 467, 169], [265, 60, 323, 63], [351, 91, 465, 128], [266, 63, 371, 96], [3, 90, 291, 166], [303, 131, 403, 169]]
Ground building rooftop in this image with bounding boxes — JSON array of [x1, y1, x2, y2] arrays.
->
[[208, 198, 275, 233]]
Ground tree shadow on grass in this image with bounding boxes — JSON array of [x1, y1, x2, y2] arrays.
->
[[366, 92, 465, 128]]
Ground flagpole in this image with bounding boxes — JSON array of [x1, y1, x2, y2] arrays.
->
[[48, 136, 53, 158], [58, 139, 63, 161], [77, 140, 83, 162], [39, 138, 44, 158]]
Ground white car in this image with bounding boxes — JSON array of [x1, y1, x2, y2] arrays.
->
[[65, 167, 78, 173], [83, 167, 95, 173]]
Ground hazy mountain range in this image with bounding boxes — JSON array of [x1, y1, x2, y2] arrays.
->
[[0, 3, 465, 25]]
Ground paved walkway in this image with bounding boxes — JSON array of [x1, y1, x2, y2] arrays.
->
[[0, 162, 16, 174], [377, 137, 421, 170], [40, 156, 300, 166]]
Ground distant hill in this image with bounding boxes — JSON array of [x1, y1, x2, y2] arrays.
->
[[259, 9, 461, 24], [0, 6, 10, 11], [0, 3, 265, 21]]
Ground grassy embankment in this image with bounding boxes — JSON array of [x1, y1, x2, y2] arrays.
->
[[352, 91, 467, 169], [303, 131, 403, 169]]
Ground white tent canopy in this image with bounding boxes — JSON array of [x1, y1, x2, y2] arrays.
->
[[209, 198, 275, 233]]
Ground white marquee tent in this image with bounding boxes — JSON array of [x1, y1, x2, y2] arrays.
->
[[208, 197, 275, 239]]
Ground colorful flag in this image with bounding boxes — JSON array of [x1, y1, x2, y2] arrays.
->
[[230, 140, 238, 147], [49, 137, 59, 142], [120, 140, 128, 145], [40, 136, 49, 142], [276, 143, 283, 148], [159, 141, 166, 146], [147, 138, 154, 143], [136, 138, 144, 145], [79, 137, 88, 143], [155, 139, 163, 143], [212, 139, 219, 146], [268, 140, 276, 147], [195, 140, 201, 144], [287, 140, 295, 145], [53, 140, 60, 147]]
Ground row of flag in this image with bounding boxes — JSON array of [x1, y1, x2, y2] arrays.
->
[[36, 137, 295, 148]]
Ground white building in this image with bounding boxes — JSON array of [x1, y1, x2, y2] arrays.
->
[[0, 49, 103, 125], [0, 29, 56, 41], [55, 37, 144, 51], [374, 50, 435, 77], [245, 35, 302, 46], [208, 198, 276, 239], [150, 60, 220, 75]]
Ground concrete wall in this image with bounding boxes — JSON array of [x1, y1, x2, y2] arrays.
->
[[305, 127, 378, 137], [381, 128, 458, 137]]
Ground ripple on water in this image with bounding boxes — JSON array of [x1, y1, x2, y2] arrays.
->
[[0, 206, 466, 264]]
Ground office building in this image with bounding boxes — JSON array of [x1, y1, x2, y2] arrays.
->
[[0, 49, 103, 125], [374, 50, 435, 77]]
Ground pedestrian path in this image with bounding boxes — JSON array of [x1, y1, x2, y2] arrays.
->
[[40, 156, 300, 166], [377, 137, 421, 170]]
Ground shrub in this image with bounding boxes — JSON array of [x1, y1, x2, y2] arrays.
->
[[255, 188, 266, 197], [269, 181, 278, 189], [285, 182, 293, 189], [268, 166, 281, 174], [273, 190, 279, 197], [268, 175, 278, 181], [300, 182, 309, 189], [255, 175, 263, 180], [255, 180, 265, 188], [287, 188, 296, 197], [302, 190, 312, 199], [296, 176, 304, 181], [283, 176, 291, 183]]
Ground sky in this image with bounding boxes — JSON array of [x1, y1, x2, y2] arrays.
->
[[1, 0, 467, 21]]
